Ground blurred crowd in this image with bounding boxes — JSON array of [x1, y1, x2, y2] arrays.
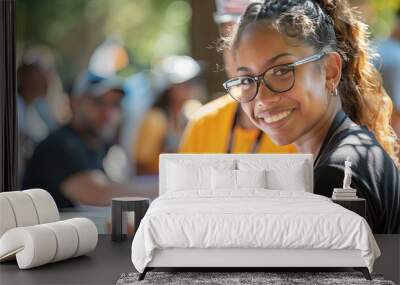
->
[[17, 0, 400, 211]]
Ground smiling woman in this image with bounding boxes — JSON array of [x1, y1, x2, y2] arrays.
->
[[223, 0, 400, 234]]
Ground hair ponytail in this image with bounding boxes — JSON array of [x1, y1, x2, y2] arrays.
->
[[316, 0, 399, 165]]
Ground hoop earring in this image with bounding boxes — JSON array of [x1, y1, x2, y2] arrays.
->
[[333, 89, 339, 97], [329, 87, 338, 97]]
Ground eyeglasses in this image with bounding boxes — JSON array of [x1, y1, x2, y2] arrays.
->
[[222, 51, 326, 103]]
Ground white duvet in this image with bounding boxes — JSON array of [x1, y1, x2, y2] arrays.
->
[[131, 190, 380, 273]]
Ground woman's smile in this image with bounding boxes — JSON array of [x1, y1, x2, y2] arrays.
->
[[255, 107, 295, 129]]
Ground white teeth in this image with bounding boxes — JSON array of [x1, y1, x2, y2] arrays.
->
[[262, 110, 292, 124]]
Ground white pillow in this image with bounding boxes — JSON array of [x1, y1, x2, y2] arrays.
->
[[237, 169, 267, 189], [238, 159, 308, 191], [167, 163, 209, 191], [211, 169, 267, 190], [211, 168, 236, 190], [167, 160, 235, 191], [266, 165, 306, 191]]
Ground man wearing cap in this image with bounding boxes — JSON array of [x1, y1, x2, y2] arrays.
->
[[179, 0, 296, 154], [23, 72, 147, 209]]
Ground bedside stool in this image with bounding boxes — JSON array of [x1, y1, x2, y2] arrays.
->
[[331, 198, 366, 219], [112, 197, 150, 242]]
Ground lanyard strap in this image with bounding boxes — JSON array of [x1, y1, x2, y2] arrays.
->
[[227, 105, 263, 154], [313, 110, 347, 168]]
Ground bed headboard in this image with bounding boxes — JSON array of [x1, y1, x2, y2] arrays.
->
[[159, 154, 313, 195]]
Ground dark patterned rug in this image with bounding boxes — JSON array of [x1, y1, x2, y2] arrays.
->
[[116, 271, 396, 285]]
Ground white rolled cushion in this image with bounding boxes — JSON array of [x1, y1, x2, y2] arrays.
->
[[0, 191, 39, 227], [0, 218, 97, 269], [23, 189, 59, 223], [236, 169, 267, 189], [0, 226, 57, 269], [211, 168, 236, 190], [42, 221, 79, 262], [0, 196, 17, 237], [64, 218, 98, 257]]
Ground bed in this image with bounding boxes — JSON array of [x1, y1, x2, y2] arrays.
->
[[131, 154, 380, 280]]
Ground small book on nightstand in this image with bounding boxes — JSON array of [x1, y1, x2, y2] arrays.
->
[[332, 188, 358, 200]]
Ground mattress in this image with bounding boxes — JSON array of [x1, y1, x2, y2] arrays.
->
[[131, 190, 380, 273]]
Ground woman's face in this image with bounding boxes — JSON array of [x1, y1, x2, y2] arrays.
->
[[235, 23, 338, 146]]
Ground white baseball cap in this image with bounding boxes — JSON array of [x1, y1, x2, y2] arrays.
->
[[151, 55, 202, 93]]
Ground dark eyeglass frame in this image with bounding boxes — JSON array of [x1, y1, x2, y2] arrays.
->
[[222, 51, 327, 103]]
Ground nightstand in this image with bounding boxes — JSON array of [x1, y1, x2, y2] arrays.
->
[[331, 198, 366, 218], [112, 197, 150, 242]]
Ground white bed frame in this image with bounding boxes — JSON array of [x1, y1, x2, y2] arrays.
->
[[148, 248, 365, 268], [139, 154, 371, 280]]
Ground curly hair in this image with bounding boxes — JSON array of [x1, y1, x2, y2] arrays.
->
[[228, 0, 399, 165]]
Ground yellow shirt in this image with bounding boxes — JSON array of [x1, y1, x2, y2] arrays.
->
[[179, 95, 297, 154]]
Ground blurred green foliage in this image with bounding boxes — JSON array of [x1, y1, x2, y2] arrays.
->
[[16, 0, 399, 85], [367, 0, 400, 37], [17, 0, 191, 84]]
